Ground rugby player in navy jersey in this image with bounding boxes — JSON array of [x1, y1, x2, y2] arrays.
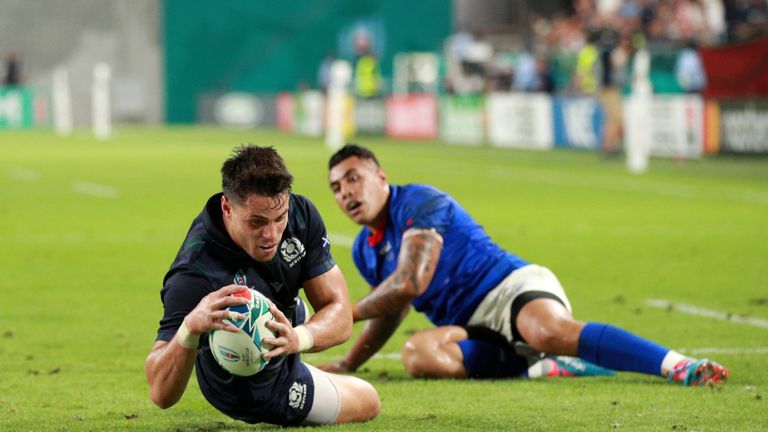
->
[[145, 145, 380, 426], [321, 144, 728, 386]]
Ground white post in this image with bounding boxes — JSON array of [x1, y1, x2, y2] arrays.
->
[[625, 48, 652, 174], [52, 67, 73, 137], [325, 60, 351, 151], [92, 62, 112, 140]]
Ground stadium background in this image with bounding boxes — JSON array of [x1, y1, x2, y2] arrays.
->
[[2, 0, 767, 155]]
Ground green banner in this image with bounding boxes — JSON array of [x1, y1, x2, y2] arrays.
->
[[0, 86, 35, 129], [440, 95, 484, 145]]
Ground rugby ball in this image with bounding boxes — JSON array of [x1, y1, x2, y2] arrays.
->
[[209, 289, 276, 376]]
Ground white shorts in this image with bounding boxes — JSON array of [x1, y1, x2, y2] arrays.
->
[[301, 363, 341, 425], [467, 264, 572, 344]]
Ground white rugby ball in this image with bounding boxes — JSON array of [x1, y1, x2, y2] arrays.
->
[[209, 289, 276, 376]]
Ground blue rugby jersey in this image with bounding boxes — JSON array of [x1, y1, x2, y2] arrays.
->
[[352, 184, 529, 326]]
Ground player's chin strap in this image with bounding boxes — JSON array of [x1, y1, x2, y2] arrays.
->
[[294, 325, 314, 353], [176, 319, 200, 350]]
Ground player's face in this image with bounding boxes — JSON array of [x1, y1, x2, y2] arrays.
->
[[329, 156, 389, 227], [221, 192, 289, 262]]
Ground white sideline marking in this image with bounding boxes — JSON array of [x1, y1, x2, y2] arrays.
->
[[682, 347, 768, 356], [72, 181, 120, 199], [489, 168, 768, 206], [372, 353, 403, 360], [646, 299, 768, 329], [329, 232, 355, 249], [5, 167, 41, 182]]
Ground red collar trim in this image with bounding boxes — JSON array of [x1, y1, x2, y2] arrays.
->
[[367, 217, 388, 247]]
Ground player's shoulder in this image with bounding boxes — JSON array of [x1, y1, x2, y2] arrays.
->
[[395, 183, 447, 204], [288, 193, 324, 225], [289, 192, 315, 211]]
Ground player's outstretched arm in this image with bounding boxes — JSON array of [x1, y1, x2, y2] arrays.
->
[[264, 264, 353, 360], [319, 305, 410, 373], [144, 285, 249, 409], [354, 228, 443, 321]]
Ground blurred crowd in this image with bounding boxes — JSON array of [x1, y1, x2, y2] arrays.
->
[[444, 0, 768, 96]]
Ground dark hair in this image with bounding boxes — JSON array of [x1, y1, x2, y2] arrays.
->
[[328, 143, 380, 170], [221, 145, 293, 203]]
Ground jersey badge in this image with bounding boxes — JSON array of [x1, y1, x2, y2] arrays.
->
[[233, 271, 247, 286], [280, 237, 306, 268]]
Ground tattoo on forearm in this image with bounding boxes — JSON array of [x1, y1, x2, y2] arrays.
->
[[356, 230, 442, 320]]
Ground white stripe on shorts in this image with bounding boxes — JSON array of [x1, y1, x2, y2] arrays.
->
[[467, 264, 572, 343], [302, 363, 341, 425]]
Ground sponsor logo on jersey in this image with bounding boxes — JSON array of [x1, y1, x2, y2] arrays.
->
[[280, 237, 306, 267], [379, 241, 392, 256], [379, 241, 394, 260], [288, 381, 307, 410]]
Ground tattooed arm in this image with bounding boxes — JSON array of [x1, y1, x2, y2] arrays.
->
[[353, 228, 444, 321]]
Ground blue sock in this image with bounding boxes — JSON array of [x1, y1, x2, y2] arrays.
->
[[577, 322, 668, 376], [458, 339, 529, 379]]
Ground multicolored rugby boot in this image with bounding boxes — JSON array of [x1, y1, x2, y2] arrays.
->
[[666, 359, 729, 386], [527, 355, 615, 378]]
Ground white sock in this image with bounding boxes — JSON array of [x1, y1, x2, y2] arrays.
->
[[660, 351, 689, 376]]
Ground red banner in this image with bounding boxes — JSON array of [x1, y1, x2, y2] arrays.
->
[[275, 93, 294, 132], [701, 36, 768, 98], [385, 94, 438, 140]]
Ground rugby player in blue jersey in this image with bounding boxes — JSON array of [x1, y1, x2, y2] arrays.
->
[[145, 145, 380, 426], [321, 144, 728, 386]]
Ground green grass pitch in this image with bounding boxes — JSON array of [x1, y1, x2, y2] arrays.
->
[[1, 126, 766, 431]]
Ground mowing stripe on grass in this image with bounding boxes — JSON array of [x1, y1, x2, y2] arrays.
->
[[5, 166, 41, 181], [72, 181, 120, 199], [646, 298, 768, 329]]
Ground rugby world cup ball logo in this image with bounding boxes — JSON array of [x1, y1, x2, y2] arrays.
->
[[218, 346, 240, 362]]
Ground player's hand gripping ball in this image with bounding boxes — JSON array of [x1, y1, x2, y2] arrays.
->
[[209, 289, 276, 376]]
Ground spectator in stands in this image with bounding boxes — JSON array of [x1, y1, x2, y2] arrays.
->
[[317, 52, 336, 94], [675, 40, 707, 93], [534, 55, 556, 94], [3, 51, 22, 86], [599, 30, 633, 156], [574, 31, 602, 94], [674, 0, 711, 43], [725, 0, 768, 43], [353, 31, 382, 99], [512, 50, 537, 92]]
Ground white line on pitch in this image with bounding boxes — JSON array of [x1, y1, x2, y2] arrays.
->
[[329, 232, 355, 249], [681, 347, 768, 355], [72, 181, 120, 199], [5, 167, 41, 182], [645, 298, 768, 329]]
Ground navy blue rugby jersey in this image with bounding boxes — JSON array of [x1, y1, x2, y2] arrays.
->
[[155, 192, 334, 421], [352, 184, 529, 327]]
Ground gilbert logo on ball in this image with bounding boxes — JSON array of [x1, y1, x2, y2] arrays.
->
[[209, 289, 276, 376]]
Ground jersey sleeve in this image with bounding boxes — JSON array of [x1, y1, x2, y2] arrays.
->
[[156, 270, 211, 343], [351, 231, 379, 288], [295, 195, 336, 282], [397, 186, 454, 235]]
